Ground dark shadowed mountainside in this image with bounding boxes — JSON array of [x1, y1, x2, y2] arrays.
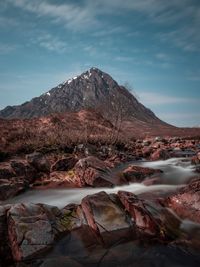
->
[[0, 67, 165, 124]]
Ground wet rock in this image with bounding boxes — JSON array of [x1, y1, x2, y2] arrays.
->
[[122, 165, 162, 183], [191, 155, 200, 165], [39, 257, 82, 267], [150, 149, 170, 161], [0, 205, 12, 266], [10, 160, 36, 182], [7, 203, 81, 262], [118, 191, 160, 237], [165, 179, 200, 223], [33, 171, 75, 188], [0, 163, 15, 180], [118, 191, 180, 240], [8, 203, 54, 261], [73, 156, 113, 187], [142, 147, 153, 158], [0, 180, 26, 200], [81, 191, 133, 244], [26, 152, 50, 173], [51, 156, 78, 172]]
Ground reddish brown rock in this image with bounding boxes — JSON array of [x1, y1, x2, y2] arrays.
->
[[118, 191, 180, 240], [26, 152, 50, 173], [150, 149, 170, 161], [81, 191, 133, 244], [10, 160, 36, 183], [0, 163, 15, 180], [0, 205, 12, 266], [73, 156, 114, 187], [165, 179, 200, 223], [191, 154, 200, 165], [122, 165, 162, 183], [51, 156, 78, 172], [0, 181, 25, 200], [39, 257, 83, 267], [7, 203, 81, 262], [118, 191, 160, 236]]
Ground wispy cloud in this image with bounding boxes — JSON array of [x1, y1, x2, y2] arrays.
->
[[187, 70, 200, 81], [6, 0, 97, 31], [158, 112, 200, 127], [92, 26, 125, 37], [138, 92, 199, 105], [0, 43, 16, 54], [158, 26, 200, 52], [115, 56, 133, 62], [0, 16, 18, 27], [32, 33, 67, 53]]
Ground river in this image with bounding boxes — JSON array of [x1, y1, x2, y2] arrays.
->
[[3, 157, 197, 208]]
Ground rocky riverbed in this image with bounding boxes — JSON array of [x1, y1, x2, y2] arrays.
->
[[0, 137, 200, 267]]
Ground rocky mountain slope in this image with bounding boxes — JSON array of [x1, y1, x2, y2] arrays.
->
[[0, 67, 164, 125]]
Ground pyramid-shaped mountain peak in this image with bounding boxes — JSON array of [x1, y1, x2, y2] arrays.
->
[[0, 68, 163, 126]]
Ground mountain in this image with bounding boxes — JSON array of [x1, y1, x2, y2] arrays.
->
[[0, 67, 164, 125]]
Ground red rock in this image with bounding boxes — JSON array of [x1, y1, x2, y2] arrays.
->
[[0, 180, 25, 200], [7, 203, 81, 262], [118, 191, 180, 240], [0, 163, 15, 179], [73, 156, 114, 187], [118, 191, 160, 236], [165, 179, 200, 223], [0, 205, 12, 265], [39, 257, 83, 267], [191, 155, 200, 165], [26, 152, 50, 173], [51, 156, 78, 172], [122, 165, 162, 183], [81, 191, 133, 244], [150, 149, 170, 161], [10, 160, 36, 182]]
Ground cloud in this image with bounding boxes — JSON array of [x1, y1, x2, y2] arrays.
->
[[32, 33, 67, 53], [115, 56, 133, 62], [6, 0, 97, 31], [158, 26, 200, 52], [4, 0, 200, 52], [92, 26, 125, 37], [138, 92, 199, 105], [0, 16, 18, 27], [0, 43, 16, 54], [160, 113, 200, 120], [155, 53, 170, 61], [158, 112, 200, 127]]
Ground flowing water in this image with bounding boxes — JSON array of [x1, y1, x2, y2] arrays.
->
[[3, 157, 197, 208], [4, 157, 200, 267]]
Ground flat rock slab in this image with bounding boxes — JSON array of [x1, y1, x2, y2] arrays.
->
[[81, 191, 133, 244]]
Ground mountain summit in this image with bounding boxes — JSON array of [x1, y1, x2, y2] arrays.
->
[[0, 68, 162, 124]]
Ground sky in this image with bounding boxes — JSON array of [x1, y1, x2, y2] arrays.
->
[[0, 0, 200, 127]]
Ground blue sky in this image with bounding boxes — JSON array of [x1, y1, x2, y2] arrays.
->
[[0, 0, 200, 127]]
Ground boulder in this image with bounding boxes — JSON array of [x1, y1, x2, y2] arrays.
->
[[7, 203, 81, 262], [73, 156, 113, 187], [10, 160, 36, 183], [0, 163, 15, 180], [165, 178, 200, 223], [0, 205, 12, 266], [122, 165, 162, 183], [0, 180, 25, 200], [81, 191, 133, 244], [51, 156, 78, 172], [26, 152, 50, 173], [118, 191, 180, 240], [191, 154, 200, 165], [150, 149, 170, 161]]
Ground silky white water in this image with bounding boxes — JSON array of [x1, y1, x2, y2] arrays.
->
[[3, 157, 197, 208]]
